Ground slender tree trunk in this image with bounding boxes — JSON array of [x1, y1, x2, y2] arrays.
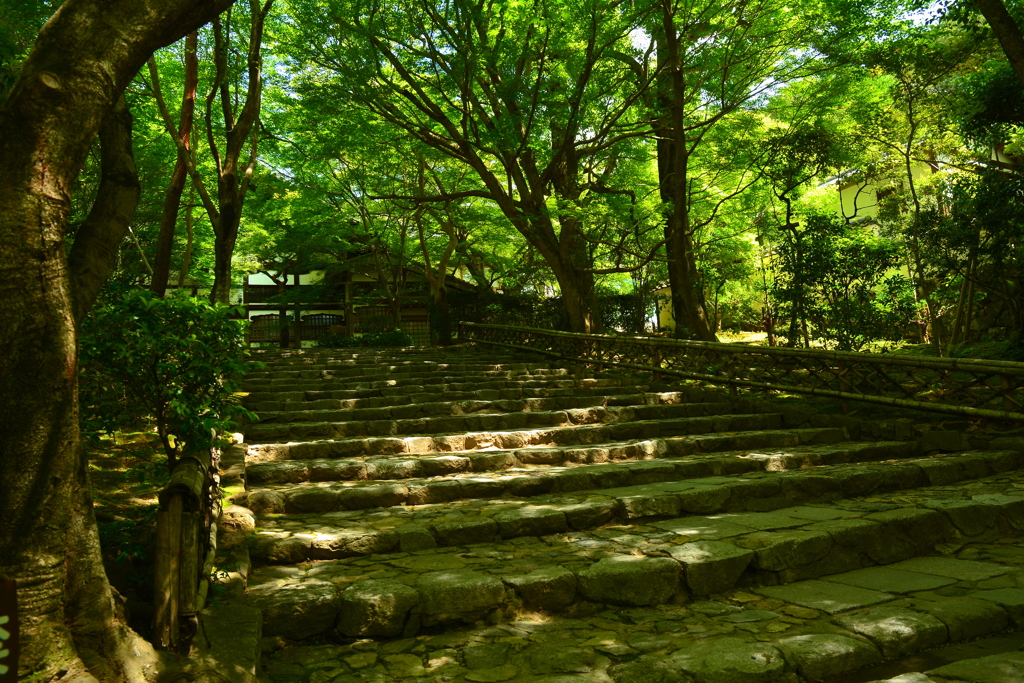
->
[[151, 31, 198, 298], [0, 0, 231, 679], [207, 0, 273, 303], [177, 186, 196, 288]]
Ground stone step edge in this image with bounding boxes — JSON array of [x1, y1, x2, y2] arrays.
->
[[247, 392, 688, 423], [244, 449, 1023, 564], [241, 386, 665, 411], [243, 412, 791, 457], [242, 403, 738, 442], [239, 373, 623, 390], [240, 372, 577, 389], [244, 365, 573, 378], [241, 473, 1024, 644], [244, 438, 917, 509], [243, 434, 910, 487]]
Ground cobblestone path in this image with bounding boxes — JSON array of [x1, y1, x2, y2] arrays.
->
[[215, 344, 1024, 683]]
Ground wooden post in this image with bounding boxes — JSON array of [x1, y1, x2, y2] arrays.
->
[[153, 493, 183, 650], [345, 272, 355, 338], [178, 511, 200, 618], [839, 362, 851, 414], [1004, 375, 1015, 413], [652, 349, 662, 381]]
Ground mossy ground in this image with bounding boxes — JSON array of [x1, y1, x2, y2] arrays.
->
[[87, 432, 167, 637]]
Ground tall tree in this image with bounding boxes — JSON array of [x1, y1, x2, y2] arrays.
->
[[150, 0, 273, 304], [0, 0, 231, 678], [149, 31, 199, 298], [635, 0, 821, 340], [287, 0, 658, 332]]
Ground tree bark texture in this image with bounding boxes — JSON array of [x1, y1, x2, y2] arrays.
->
[[975, 0, 1024, 89], [151, 31, 198, 298], [67, 95, 140, 327], [0, 1, 232, 679]]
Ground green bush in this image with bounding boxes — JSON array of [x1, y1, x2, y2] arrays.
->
[[316, 329, 414, 348], [362, 329, 415, 347], [315, 332, 359, 348], [79, 290, 262, 470]]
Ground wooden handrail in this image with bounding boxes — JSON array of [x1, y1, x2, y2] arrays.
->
[[460, 322, 1024, 422]]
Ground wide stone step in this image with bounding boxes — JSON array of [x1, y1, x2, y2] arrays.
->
[[249, 348, 520, 365], [246, 435, 916, 487], [244, 401, 738, 443], [243, 364, 572, 384], [245, 412, 792, 460], [241, 454, 1024, 644], [249, 392, 668, 423], [245, 447, 1017, 567], [238, 368, 588, 390], [243, 385, 672, 413], [246, 360, 567, 375]]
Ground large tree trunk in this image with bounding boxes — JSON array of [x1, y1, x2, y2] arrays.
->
[[151, 31, 198, 298], [664, 213, 717, 341], [68, 96, 141, 326], [656, 18, 717, 342], [550, 258, 599, 334], [0, 0, 231, 679], [975, 0, 1024, 88]]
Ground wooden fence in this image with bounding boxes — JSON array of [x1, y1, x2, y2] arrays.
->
[[460, 322, 1024, 422], [153, 447, 220, 652]]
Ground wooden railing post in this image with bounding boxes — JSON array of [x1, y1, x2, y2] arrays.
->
[[153, 493, 182, 650], [839, 362, 851, 414], [153, 449, 210, 652]]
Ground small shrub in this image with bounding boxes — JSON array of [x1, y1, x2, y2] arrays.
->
[[316, 329, 414, 348], [316, 332, 359, 348], [80, 290, 262, 470], [361, 329, 415, 347]]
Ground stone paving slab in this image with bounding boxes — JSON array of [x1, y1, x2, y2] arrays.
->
[[243, 438, 916, 506], [244, 386, 665, 413], [244, 402, 739, 443], [244, 468, 1024, 635], [928, 649, 1024, 682], [889, 557, 1011, 582], [754, 579, 895, 614], [252, 537, 1024, 683], [821, 567, 957, 594]]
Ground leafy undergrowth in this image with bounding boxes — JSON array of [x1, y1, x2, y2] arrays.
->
[[88, 432, 168, 639]]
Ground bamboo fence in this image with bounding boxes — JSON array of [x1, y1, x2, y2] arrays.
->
[[460, 322, 1024, 422]]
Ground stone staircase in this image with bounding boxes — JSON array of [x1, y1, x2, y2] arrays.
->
[[216, 344, 1024, 683]]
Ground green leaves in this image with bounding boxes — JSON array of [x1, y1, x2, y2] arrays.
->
[[772, 213, 915, 350], [79, 289, 262, 469]]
